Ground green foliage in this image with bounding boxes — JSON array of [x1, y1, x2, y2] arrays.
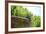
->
[[11, 6, 16, 16], [11, 6, 28, 17], [31, 16, 41, 27]]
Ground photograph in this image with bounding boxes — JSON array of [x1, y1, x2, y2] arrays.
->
[[11, 5, 41, 28], [7, 2, 44, 32]]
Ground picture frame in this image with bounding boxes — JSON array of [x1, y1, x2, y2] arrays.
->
[[5, 0, 45, 34]]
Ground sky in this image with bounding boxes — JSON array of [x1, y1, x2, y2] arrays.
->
[[23, 6, 41, 16]]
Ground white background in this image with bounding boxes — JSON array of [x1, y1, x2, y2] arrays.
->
[[0, 0, 46, 34]]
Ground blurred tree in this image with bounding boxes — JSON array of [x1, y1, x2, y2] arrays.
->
[[31, 16, 41, 27], [11, 6, 16, 16], [11, 6, 32, 17]]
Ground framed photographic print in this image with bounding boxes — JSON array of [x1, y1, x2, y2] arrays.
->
[[5, 0, 45, 34]]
